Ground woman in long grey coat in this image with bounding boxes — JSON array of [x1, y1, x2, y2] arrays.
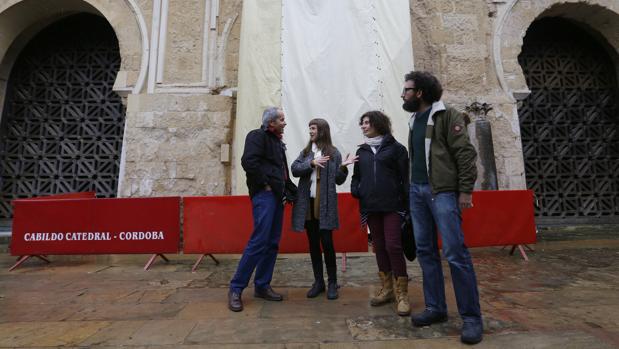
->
[[291, 118, 357, 300]]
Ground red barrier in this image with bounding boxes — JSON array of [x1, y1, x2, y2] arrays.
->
[[183, 190, 536, 254], [8, 189, 535, 270], [461, 190, 536, 247], [183, 193, 368, 254], [11, 196, 181, 256]]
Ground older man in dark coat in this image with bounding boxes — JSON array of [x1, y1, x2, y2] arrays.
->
[[228, 106, 294, 312]]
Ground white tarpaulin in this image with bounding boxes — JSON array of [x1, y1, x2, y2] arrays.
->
[[232, 0, 282, 194], [234, 0, 413, 194]]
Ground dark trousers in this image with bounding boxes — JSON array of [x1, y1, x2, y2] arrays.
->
[[367, 211, 408, 278], [230, 190, 284, 293], [305, 198, 337, 283]]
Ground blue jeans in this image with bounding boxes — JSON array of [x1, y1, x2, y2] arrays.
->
[[410, 183, 482, 323], [230, 190, 284, 293]]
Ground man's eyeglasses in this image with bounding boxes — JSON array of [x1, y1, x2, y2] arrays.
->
[[402, 87, 417, 94]]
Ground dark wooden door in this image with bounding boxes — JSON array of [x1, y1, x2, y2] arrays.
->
[[518, 18, 619, 224], [0, 14, 125, 218]]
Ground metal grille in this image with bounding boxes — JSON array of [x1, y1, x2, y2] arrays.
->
[[518, 18, 619, 224], [0, 14, 125, 218]]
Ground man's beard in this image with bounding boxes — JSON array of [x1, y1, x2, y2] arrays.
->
[[402, 98, 420, 112]]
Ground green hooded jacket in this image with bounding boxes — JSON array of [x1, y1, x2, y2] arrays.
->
[[407, 101, 477, 194]]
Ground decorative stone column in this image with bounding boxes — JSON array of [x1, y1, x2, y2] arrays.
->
[[465, 102, 498, 190]]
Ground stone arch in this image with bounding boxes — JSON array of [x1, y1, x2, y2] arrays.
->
[[0, 13, 128, 217], [516, 17, 619, 223], [0, 0, 148, 99], [494, 0, 619, 101], [220, 10, 241, 88]]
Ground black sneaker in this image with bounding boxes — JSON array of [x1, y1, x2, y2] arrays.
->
[[461, 321, 483, 344], [306, 281, 325, 298], [411, 309, 448, 327]]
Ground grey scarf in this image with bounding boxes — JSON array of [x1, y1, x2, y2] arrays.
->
[[364, 136, 383, 152]]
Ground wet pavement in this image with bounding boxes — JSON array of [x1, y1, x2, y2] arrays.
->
[[0, 229, 618, 348]]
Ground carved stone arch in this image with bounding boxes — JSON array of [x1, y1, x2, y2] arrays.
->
[[0, 0, 148, 97], [0, 1, 148, 197], [220, 9, 241, 88], [515, 12, 619, 223], [494, 0, 619, 101]]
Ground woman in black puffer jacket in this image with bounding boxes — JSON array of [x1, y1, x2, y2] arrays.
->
[[351, 110, 410, 316]]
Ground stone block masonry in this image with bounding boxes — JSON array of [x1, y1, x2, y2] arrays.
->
[[119, 93, 233, 197]]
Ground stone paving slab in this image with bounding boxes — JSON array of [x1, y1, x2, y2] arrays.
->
[[0, 237, 618, 348], [185, 317, 353, 344], [0, 321, 109, 347], [78, 320, 146, 347]]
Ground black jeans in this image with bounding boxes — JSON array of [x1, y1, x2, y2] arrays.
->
[[305, 200, 337, 283]]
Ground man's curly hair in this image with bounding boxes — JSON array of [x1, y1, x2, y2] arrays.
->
[[404, 71, 443, 104]]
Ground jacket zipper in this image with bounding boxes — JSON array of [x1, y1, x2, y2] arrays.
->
[[373, 153, 377, 186], [373, 145, 381, 186]]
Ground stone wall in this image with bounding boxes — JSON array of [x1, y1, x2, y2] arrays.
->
[[115, 0, 241, 197], [163, 0, 205, 84], [120, 93, 233, 197], [1, 0, 617, 200], [410, 0, 619, 190], [116, 0, 241, 197], [220, 0, 242, 87], [155, 0, 242, 88], [411, 0, 526, 190], [0, 0, 242, 200]]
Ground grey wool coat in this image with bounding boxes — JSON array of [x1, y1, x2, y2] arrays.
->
[[291, 148, 349, 232]]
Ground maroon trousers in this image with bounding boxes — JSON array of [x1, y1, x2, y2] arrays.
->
[[367, 212, 408, 277]]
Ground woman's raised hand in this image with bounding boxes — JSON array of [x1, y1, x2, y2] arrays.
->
[[342, 153, 359, 166], [312, 155, 330, 168]]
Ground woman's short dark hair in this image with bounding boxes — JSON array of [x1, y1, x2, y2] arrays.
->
[[404, 71, 443, 104], [359, 111, 392, 136]]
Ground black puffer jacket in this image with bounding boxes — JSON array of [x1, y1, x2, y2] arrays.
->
[[241, 127, 292, 200], [351, 134, 409, 213]]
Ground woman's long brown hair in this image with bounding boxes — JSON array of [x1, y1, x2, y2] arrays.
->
[[303, 118, 335, 157]]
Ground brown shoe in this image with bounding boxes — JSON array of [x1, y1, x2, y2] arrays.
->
[[254, 286, 283, 301], [228, 290, 243, 312]]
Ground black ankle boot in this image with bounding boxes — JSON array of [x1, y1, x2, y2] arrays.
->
[[306, 281, 325, 298], [327, 281, 339, 300]]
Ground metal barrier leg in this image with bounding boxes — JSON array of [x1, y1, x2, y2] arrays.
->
[[9, 255, 31, 271], [144, 254, 158, 271], [192, 254, 206, 273], [518, 245, 530, 261], [207, 254, 220, 265], [144, 254, 170, 271], [506, 245, 531, 261], [9, 255, 52, 271], [341, 253, 347, 273], [509, 245, 517, 255], [34, 255, 51, 263]]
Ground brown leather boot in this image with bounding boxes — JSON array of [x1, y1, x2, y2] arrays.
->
[[370, 271, 394, 306], [395, 276, 411, 316]]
